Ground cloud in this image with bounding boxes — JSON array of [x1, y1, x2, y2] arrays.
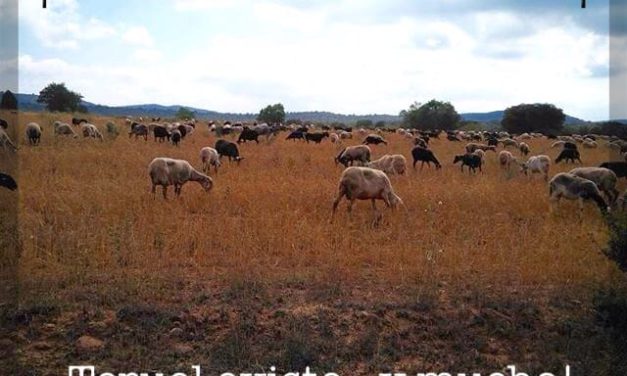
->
[[122, 26, 154, 46]]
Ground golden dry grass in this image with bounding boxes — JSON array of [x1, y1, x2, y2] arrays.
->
[[3, 111, 627, 374]]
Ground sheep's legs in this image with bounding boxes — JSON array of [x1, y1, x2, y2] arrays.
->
[[330, 189, 346, 222], [162, 186, 168, 200]]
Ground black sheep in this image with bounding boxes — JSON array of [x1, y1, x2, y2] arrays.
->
[[286, 130, 306, 141], [563, 142, 578, 150], [0, 172, 17, 191], [599, 161, 627, 178], [411, 146, 441, 170], [238, 127, 259, 144], [363, 135, 387, 145], [153, 125, 170, 142], [555, 149, 582, 164], [453, 153, 482, 174], [215, 139, 243, 163], [305, 132, 329, 143], [177, 125, 188, 139], [71, 117, 88, 126], [171, 130, 182, 146]]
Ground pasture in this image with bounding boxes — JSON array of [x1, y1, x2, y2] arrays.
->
[[2, 111, 626, 375]]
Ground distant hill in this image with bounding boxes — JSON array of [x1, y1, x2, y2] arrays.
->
[[6, 92, 593, 125]]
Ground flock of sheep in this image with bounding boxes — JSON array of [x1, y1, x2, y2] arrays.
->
[[2, 116, 627, 223]]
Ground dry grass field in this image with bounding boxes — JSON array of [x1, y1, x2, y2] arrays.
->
[[2, 111, 627, 375]]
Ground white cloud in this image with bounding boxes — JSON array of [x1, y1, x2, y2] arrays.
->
[[132, 48, 162, 61], [122, 26, 154, 47]]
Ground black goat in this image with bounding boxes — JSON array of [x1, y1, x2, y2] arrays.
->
[[286, 130, 306, 141], [238, 127, 259, 144], [453, 153, 482, 174], [411, 146, 441, 170], [363, 135, 387, 145], [216, 139, 243, 163], [153, 125, 170, 142], [305, 132, 329, 143], [555, 149, 582, 164]]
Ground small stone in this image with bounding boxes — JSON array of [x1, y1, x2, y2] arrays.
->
[[76, 336, 104, 353], [169, 327, 184, 337], [172, 343, 193, 355]]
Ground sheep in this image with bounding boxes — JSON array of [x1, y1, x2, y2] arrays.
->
[[363, 134, 387, 145], [238, 127, 260, 144], [367, 154, 407, 175], [411, 146, 441, 170], [305, 132, 329, 143], [340, 131, 353, 139], [569, 167, 620, 204], [286, 130, 306, 141], [453, 153, 482, 174], [199, 147, 221, 174], [414, 137, 428, 148], [549, 173, 609, 215], [555, 148, 582, 164], [71, 117, 88, 126], [583, 139, 598, 148], [329, 133, 340, 143], [106, 122, 119, 138], [599, 161, 627, 178], [148, 157, 213, 199], [169, 129, 181, 146], [153, 125, 171, 142], [81, 123, 103, 140], [499, 138, 519, 148], [465, 143, 496, 153], [563, 142, 578, 150], [498, 150, 518, 171], [129, 123, 148, 141], [215, 139, 243, 163], [447, 134, 461, 142], [0, 172, 17, 191], [520, 155, 550, 181], [331, 166, 403, 223], [551, 141, 565, 148], [25, 122, 42, 145], [487, 137, 499, 147], [472, 149, 485, 163], [335, 145, 371, 167], [518, 142, 530, 156], [54, 122, 78, 138]]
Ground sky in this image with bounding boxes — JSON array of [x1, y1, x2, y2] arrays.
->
[[6, 0, 621, 120]]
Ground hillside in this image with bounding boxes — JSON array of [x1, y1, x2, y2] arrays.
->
[[8, 92, 592, 125]]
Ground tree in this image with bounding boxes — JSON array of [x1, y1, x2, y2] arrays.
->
[[501, 103, 565, 134], [257, 103, 285, 125], [36, 82, 83, 112], [355, 119, 373, 128], [0, 90, 18, 110], [400, 99, 460, 130], [176, 107, 195, 120]]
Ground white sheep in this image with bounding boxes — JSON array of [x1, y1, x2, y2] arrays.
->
[[551, 140, 565, 148], [498, 150, 518, 171], [339, 131, 352, 139], [472, 149, 486, 163], [148, 157, 213, 199], [81, 123, 103, 140], [367, 154, 407, 175], [331, 166, 403, 222], [25, 122, 42, 145], [199, 147, 221, 174], [520, 155, 550, 181], [54, 122, 78, 138], [329, 133, 340, 143], [582, 139, 598, 148]]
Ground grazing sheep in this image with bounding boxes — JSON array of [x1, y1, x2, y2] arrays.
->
[[518, 142, 530, 156], [340, 131, 353, 139], [238, 127, 260, 144], [171, 129, 182, 146], [25, 122, 42, 145], [453, 153, 482, 174], [520, 155, 550, 181], [411, 146, 441, 169], [465, 143, 496, 153], [363, 134, 387, 145], [549, 173, 609, 215], [129, 123, 148, 141], [367, 154, 407, 175], [498, 150, 518, 171], [81, 123, 103, 140], [499, 138, 519, 148], [0, 172, 17, 191], [555, 148, 582, 164], [569, 167, 620, 204], [286, 130, 306, 141], [583, 139, 598, 148], [71, 117, 88, 126], [599, 161, 627, 178], [106, 122, 119, 138], [331, 166, 403, 222], [335, 145, 371, 167], [153, 125, 171, 142], [487, 137, 499, 147], [563, 142, 578, 150], [54, 122, 78, 138], [329, 133, 340, 143], [472, 149, 486, 163], [305, 132, 329, 143], [148, 157, 213, 199], [551, 141, 565, 148], [215, 139, 243, 163], [199, 147, 221, 174]]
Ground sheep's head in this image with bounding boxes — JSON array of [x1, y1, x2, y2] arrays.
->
[[453, 155, 463, 164], [200, 176, 213, 192], [520, 162, 529, 174]]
